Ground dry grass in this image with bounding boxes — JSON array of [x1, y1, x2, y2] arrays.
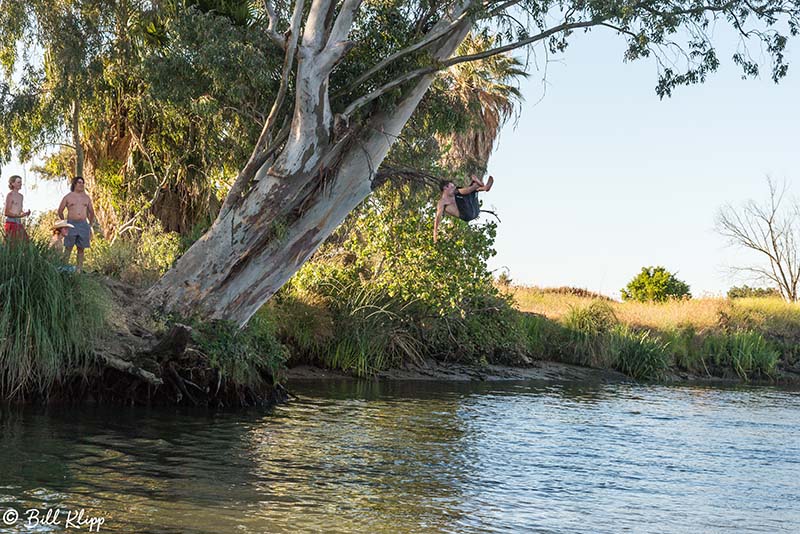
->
[[614, 298, 723, 331], [507, 286, 800, 334]]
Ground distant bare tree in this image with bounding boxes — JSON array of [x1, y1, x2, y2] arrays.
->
[[716, 178, 800, 302]]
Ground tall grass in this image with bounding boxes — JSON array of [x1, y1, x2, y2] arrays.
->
[[0, 240, 108, 399], [611, 326, 670, 380], [562, 300, 618, 366], [321, 281, 422, 377], [703, 330, 779, 380]]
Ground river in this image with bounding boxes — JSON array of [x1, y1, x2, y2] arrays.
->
[[1, 380, 798, 533]]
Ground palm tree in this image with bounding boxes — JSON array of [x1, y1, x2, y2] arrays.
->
[[436, 33, 527, 176]]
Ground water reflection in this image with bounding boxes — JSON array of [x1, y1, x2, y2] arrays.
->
[[1, 381, 799, 533]]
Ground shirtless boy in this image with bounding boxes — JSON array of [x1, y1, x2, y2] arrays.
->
[[57, 176, 97, 272], [433, 175, 494, 242], [4, 175, 31, 240]]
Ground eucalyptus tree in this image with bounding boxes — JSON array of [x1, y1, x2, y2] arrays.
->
[[147, 0, 800, 325], [0, 0, 282, 233]]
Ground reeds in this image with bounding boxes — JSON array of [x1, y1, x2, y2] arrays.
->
[[0, 239, 108, 400]]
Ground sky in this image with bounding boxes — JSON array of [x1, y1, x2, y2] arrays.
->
[[484, 27, 799, 298], [1, 22, 798, 299]]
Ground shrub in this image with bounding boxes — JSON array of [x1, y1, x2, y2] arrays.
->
[[727, 285, 780, 299], [190, 308, 288, 387], [88, 216, 181, 285], [621, 266, 691, 302], [0, 240, 108, 399]]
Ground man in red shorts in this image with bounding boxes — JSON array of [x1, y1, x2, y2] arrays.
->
[[4, 175, 31, 240]]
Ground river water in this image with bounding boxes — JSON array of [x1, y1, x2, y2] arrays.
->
[[1, 380, 798, 533]]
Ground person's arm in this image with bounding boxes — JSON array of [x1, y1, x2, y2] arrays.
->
[[433, 201, 444, 243], [57, 196, 67, 220], [4, 193, 13, 217], [21, 195, 30, 217]]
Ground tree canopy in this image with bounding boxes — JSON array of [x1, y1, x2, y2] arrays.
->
[[621, 266, 692, 302]]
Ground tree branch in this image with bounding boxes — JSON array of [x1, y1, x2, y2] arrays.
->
[[221, 0, 306, 216], [341, 18, 599, 119], [264, 0, 286, 48], [341, 8, 473, 94]]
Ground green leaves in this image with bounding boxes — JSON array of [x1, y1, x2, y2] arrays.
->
[[621, 266, 691, 302]]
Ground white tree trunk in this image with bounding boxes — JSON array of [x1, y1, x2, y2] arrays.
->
[[148, 2, 473, 326]]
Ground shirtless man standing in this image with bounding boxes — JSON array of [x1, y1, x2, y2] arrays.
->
[[433, 174, 494, 243], [57, 176, 97, 272], [4, 175, 31, 240]]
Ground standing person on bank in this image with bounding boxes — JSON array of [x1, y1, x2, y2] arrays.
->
[[57, 176, 97, 272], [4, 175, 31, 240]]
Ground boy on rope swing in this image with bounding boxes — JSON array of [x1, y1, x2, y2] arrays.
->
[[433, 175, 494, 243]]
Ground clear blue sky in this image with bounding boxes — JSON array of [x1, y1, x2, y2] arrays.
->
[[2, 25, 797, 298]]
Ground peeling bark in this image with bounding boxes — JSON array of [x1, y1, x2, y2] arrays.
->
[[149, 1, 475, 326]]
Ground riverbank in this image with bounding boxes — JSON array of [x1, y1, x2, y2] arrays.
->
[[507, 285, 800, 384], [3, 240, 799, 406]]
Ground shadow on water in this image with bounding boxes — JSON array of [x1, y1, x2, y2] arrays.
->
[[1, 381, 799, 533]]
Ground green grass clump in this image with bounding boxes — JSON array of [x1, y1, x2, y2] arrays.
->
[[562, 300, 618, 366], [611, 326, 670, 381], [190, 309, 288, 387], [518, 312, 570, 360], [0, 240, 108, 400], [320, 281, 422, 377], [703, 330, 779, 380]]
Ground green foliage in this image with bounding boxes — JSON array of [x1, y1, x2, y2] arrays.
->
[[562, 300, 618, 366], [86, 216, 180, 285], [517, 312, 570, 360], [321, 281, 422, 377], [702, 330, 779, 380], [661, 325, 705, 373], [0, 239, 108, 399], [189, 308, 287, 387], [280, 182, 529, 370], [611, 326, 670, 381], [621, 266, 691, 302], [727, 285, 780, 299]]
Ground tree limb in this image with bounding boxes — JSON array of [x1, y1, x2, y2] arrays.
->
[[341, 8, 472, 94], [341, 18, 600, 119], [264, 0, 286, 48], [221, 0, 306, 216]]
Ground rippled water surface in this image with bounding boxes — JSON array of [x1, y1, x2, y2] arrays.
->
[[1, 380, 799, 533]]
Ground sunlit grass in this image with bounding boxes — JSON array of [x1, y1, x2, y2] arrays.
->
[[0, 239, 109, 400], [507, 285, 798, 381]]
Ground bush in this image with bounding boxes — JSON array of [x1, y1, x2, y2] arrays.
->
[[0, 239, 108, 399], [88, 216, 181, 285], [621, 266, 691, 302], [727, 285, 780, 299], [189, 308, 288, 387]]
